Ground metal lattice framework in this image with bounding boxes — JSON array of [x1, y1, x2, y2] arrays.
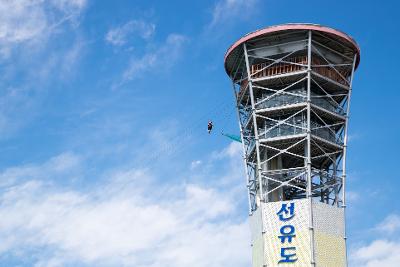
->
[[225, 24, 360, 266]]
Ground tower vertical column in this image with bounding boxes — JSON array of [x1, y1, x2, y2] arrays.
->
[[231, 81, 254, 215], [341, 53, 358, 267], [243, 43, 264, 203], [306, 30, 316, 267]]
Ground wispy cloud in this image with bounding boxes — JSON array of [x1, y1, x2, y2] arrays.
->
[[114, 33, 186, 87], [0, 0, 87, 137], [351, 240, 400, 267], [375, 214, 400, 234], [0, 144, 250, 267], [350, 213, 400, 267], [105, 18, 187, 89], [213, 141, 242, 159], [0, 0, 46, 57], [0, 0, 87, 59], [50, 0, 87, 12], [209, 0, 259, 28], [0, 152, 81, 187], [59, 38, 86, 78], [105, 20, 156, 46]]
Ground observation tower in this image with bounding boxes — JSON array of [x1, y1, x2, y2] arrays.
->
[[224, 24, 360, 267]]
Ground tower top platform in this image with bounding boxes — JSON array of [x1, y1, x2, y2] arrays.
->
[[224, 23, 361, 76]]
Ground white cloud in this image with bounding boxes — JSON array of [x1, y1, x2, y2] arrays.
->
[[0, 0, 87, 58], [0, 146, 250, 267], [210, 0, 259, 27], [213, 141, 242, 159], [222, 141, 242, 158], [60, 38, 85, 77], [351, 240, 400, 267], [0, 1, 47, 44], [0, 152, 81, 187], [375, 214, 400, 234], [50, 0, 87, 11], [105, 20, 156, 46], [350, 213, 400, 267], [118, 33, 187, 84], [0, 1, 87, 137]]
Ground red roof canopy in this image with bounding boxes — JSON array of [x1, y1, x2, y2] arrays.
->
[[224, 24, 361, 74]]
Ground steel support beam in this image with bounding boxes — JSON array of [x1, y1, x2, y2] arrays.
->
[[243, 43, 264, 203], [306, 30, 316, 267]]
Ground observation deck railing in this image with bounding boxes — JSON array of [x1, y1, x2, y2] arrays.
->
[[251, 56, 308, 78], [238, 55, 350, 100], [250, 56, 350, 86], [258, 120, 340, 144], [255, 91, 345, 116]]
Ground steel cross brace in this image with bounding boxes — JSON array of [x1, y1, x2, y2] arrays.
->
[[312, 45, 350, 86], [256, 107, 308, 136], [253, 76, 307, 106], [311, 77, 348, 113], [248, 45, 308, 77], [263, 171, 307, 197], [310, 139, 342, 163], [259, 137, 307, 165], [310, 108, 343, 138]]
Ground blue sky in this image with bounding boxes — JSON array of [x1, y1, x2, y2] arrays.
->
[[0, 0, 399, 266]]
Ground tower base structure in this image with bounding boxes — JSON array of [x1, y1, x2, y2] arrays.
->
[[250, 200, 346, 266]]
